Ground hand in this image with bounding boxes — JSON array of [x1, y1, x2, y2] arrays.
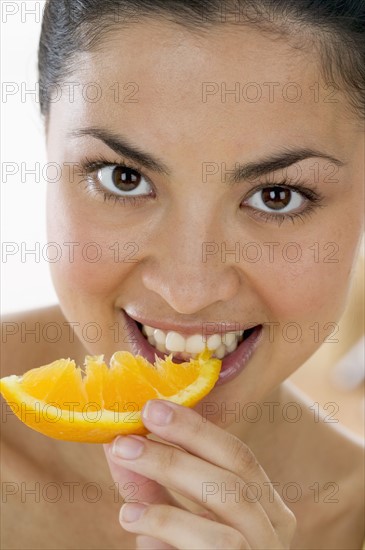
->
[[104, 399, 297, 549]]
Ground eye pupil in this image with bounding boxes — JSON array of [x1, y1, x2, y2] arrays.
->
[[113, 167, 141, 191], [261, 187, 291, 210]]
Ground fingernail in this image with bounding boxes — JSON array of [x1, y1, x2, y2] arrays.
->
[[142, 400, 174, 425], [120, 502, 147, 523], [112, 436, 144, 459]]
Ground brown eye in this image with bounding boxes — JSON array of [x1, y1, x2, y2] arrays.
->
[[245, 185, 304, 214], [112, 167, 141, 191], [261, 187, 291, 210], [97, 165, 152, 196]]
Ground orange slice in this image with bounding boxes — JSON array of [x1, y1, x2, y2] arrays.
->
[[0, 350, 221, 443]]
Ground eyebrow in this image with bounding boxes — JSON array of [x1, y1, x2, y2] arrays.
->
[[69, 126, 345, 183], [69, 127, 170, 175]]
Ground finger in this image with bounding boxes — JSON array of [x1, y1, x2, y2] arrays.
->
[[104, 443, 178, 550], [108, 435, 280, 549], [120, 503, 250, 550], [136, 511, 227, 550], [141, 400, 294, 536], [104, 442, 183, 507]]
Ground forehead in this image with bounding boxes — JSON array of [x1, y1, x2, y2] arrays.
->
[[48, 18, 354, 160]]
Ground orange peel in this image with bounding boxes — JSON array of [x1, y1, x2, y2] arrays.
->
[[0, 350, 221, 443]]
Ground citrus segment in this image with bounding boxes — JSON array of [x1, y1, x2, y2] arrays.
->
[[0, 350, 221, 443], [21, 359, 88, 411], [83, 356, 109, 408]]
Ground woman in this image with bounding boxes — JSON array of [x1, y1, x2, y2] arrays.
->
[[1, 0, 364, 548]]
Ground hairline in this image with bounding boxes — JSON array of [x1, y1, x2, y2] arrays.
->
[[43, 12, 363, 133]]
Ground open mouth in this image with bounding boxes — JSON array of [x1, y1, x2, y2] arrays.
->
[[135, 321, 257, 361], [121, 311, 263, 384]]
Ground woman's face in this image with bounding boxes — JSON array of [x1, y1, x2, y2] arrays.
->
[[46, 19, 364, 427]]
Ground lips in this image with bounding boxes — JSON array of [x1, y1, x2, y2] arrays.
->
[[120, 310, 263, 385]]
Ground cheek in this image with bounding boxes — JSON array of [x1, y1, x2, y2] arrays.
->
[[259, 258, 339, 320], [46, 188, 138, 302], [254, 222, 363, 326]]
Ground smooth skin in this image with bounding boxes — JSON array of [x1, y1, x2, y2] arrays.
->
[[107, 401, 296, 549], [1, 17, 364, 549]]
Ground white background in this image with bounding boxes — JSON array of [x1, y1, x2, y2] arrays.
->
[[1, 1, 58, 314]]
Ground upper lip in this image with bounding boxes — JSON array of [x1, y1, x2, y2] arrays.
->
[[123, 309, 260, 336]]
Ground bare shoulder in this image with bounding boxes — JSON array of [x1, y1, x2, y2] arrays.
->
[[1, 305, 85, 377], [279, 382, 364, 549], [275, 380, 364, 516], [284, 379, 364, 457]]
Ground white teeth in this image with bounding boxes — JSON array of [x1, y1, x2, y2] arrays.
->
[[185, 334, 206, 354], [226, 339, 238, 353], [155, 342, 167, 353], [154, 329, 166, 345], [144, 325, 155, 336], [165, 331, 186, 352], [206, 333, 222, 350], [215, 344, 226, 359], [140, 324, 244, 360], [223, 332, 236, 346]]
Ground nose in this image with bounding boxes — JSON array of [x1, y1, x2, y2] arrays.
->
[[142, 260, 240, 315], [141, 214, 241, 315]]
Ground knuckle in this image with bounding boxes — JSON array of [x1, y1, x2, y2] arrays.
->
[[224, 470, 242, 494], [144, 503, 171, 532], [229, 436, 259, 472], [159, 445, 178, 472]]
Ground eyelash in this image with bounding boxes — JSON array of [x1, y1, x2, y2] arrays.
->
[[243, 180, 323, 226], [76, 155, 151, 207], [75, 155, 324, 225]]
